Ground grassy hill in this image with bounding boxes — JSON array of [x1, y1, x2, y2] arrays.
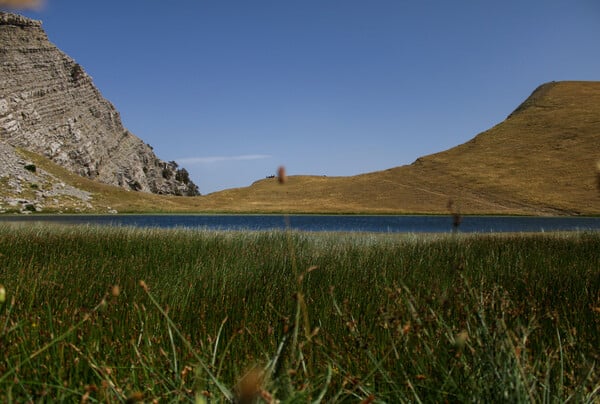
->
[[4, 81, 600, 215], [198, 81, 600, 215]]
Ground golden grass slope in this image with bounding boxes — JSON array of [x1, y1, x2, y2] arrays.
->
[[5, 81, 600, 214], [200, 81, 600, 215]]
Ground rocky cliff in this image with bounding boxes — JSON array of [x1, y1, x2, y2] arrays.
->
[[0, 12, 199, 196]]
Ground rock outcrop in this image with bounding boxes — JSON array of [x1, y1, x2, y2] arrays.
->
[[0, 12, 199, 195], [0, 139, 94, 213]]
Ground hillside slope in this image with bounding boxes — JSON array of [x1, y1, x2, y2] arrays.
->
[[1, 81, 597, 215], [199, 81, 600, 215]]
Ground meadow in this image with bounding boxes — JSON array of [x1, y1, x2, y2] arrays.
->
[[0, 224, 598, 402]]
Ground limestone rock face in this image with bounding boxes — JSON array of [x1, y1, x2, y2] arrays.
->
[[0, 12, 199, 195]]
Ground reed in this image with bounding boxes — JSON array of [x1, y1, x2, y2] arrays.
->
[[0, 224, 598, 402]]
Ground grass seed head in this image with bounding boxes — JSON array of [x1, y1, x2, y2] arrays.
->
[[234, 367, 264, 404], [125, 391, 144, 403], [0, 284, 5, 303], [277, 166, 287, 184], [360, 394, 376, 404], [454, 330, 469, 349], [596, 160, 600, 192], [0, 0, 43, 10], [195, 394, 208, 404]]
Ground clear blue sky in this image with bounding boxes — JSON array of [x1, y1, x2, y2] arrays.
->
[[18, 1, 600, 194]]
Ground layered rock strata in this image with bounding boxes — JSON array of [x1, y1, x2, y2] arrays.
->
[[0, 12, 198, 195]]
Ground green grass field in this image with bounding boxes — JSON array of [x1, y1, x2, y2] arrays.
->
[[0, 225, 599, 402]]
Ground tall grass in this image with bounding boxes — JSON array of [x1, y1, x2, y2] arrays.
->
[[0, 224, 598, 402]]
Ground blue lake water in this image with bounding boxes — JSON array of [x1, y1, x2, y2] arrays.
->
[[1, 214, 600, 233]]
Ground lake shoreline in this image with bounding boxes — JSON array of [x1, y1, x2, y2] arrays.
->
[[1, 213, 599, 233]]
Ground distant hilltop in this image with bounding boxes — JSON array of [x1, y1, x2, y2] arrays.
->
[[198, 81, 600, 215], [0, 11, 199, 196]]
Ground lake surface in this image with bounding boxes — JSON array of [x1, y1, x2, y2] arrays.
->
[[1, 214, 600, 233]]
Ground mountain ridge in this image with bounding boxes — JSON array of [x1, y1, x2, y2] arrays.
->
[[0, 13, 597, 217], [0, 11, 199, 197]]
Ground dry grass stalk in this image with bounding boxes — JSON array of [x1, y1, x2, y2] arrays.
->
[[234, 367, 266, 404], [0, 0, 43, 10], [447, 199, 462, 230], [277, 166, 287, 184], [596, 160, 600, 193]]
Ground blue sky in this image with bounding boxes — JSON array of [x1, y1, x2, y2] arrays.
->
[[18, 1, 600, 194]]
